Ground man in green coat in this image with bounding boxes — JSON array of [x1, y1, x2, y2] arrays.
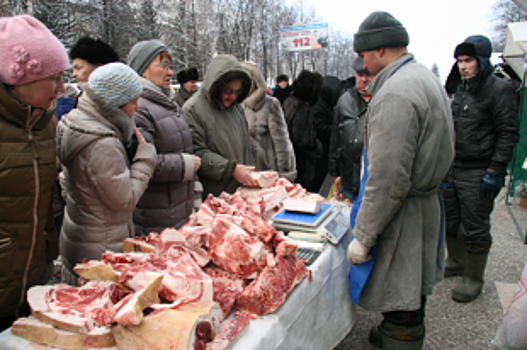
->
[[348, 11, 455, 349], [183, 55, 256, 198]]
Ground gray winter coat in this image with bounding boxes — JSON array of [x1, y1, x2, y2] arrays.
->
[[57, 86, 156, 274], [353, 53, 454, 312], [241, 62, 297, 182], [183, 55, 253, 198], [133, 78, 196, 235]]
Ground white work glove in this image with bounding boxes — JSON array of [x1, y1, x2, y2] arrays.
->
[[347, 238, 372, 265]]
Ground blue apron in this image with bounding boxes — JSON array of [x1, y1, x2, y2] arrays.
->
[[348, 149, 377, 304]]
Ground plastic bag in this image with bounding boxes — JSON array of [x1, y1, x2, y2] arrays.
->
[[492, 263, 527, 349]]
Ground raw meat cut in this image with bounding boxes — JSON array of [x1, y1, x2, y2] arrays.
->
[[123, 228, 211, 267], [27, 281, 117, 333], [112, 301, 223, 350], [74, 260, 120, 282], [11, 316, 115, 349], [250, 171, 278, 188], [238, 210, 277, 244], [234, 244, 307, 316], [107, 273, 162, 326], [92, 251, 213, 304], [206, 312, 251, 350], [208, 217, 270, 279], [179, 224, 213, 249]]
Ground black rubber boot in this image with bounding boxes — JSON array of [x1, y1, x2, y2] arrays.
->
[[444, 236, 465, 278], [369, 325, 382, 348], [369, 321, 425, 349], [452, 244, 490, 303], [379, 321, 425, 350]]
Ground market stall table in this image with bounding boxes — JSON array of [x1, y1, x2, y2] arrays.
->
[[0, 228, 356, 350]]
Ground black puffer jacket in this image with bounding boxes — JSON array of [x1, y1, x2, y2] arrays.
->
[[451, 67, 519, 174], [328, 87, 368, 193]]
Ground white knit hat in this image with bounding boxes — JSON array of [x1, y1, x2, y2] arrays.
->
[[88, 63, 142, 108]]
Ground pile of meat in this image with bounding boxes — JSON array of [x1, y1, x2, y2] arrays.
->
[[12, 177, 323, 349]]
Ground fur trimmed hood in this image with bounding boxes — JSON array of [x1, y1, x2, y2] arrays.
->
[[241, 61, 267, 111]]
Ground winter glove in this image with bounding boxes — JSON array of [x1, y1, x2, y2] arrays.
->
[[347, 237, 371, 265], [123, 133, 139, 165], [480, 171, 504, 199]]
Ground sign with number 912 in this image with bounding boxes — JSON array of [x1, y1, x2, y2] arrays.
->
[[280, 22, 329, 52]]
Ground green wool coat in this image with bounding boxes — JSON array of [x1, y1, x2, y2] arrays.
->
[[183, 55, 253, 198]]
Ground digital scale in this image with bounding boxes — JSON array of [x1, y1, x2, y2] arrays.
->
[[272, 204, 350, 244]]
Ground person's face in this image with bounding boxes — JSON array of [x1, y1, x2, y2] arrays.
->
[[457, 55, 479, 80], [359, 49, 384, 75], [278, 80, 288, 89], [72, 58, 99, 85], [11, 71, 65, 110], [182, 80, 198, 94], [120, 96, 140, 118], [143, 52, 173, 90], [221, 79, 243, 108], [356, 71, 374, 98]]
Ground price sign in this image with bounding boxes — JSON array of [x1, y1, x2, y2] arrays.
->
[[280, 22, 329, 52]]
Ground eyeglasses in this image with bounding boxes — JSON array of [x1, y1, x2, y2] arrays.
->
[[223, 87, 242, 97], [155, 62, 174, 72]]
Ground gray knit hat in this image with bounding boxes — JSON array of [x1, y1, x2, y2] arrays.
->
[[352, 56, 370, 74], [127, 39, 168, 75], [353, 11, 409, 52], [88, 62, 142, 108]]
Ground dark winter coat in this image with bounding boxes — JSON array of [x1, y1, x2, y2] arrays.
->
[[0, 84, 58, 318], [283, 95, 323, 192], [183, 55, 253, 198], [57, 87, 156, 275], [242, 62, 297, 182], [312, 75, 340, 190], [272, 84, 291, 105], [133, 78, 196, 235], [451, 67, 519, 174], [329, 87, 368, 194], [175, 85, 193, 108], [313, 75, 340, 149]]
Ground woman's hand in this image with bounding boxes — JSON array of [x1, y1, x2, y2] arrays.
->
[[192, 155, 201, 172], [134, 128, 146, 144], [233, 164, 257, 187]]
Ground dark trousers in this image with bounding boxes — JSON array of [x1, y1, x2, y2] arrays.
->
[[441, 167, 494, 246], [382, 296, 427, 327]]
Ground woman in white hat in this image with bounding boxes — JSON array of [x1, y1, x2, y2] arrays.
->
[[57, 63, 157, 284]]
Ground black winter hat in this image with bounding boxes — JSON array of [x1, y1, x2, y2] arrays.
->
[[454, 35, 492, 72], [69, 37, 120, 65], [276, 74, 289, 83], [353, 11, 409, 52], [177, 67, 199, 84], [292, 70, 323, 105]]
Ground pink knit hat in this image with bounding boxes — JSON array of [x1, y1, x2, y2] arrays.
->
[[0, 15, 69, 85]]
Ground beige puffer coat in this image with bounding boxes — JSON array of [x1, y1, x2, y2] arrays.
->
[[57, 86, 156, 276]]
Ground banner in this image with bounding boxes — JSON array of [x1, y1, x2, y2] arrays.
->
[[280, 22, 329, 52]]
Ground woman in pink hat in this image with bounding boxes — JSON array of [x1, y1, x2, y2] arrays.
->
[[0, 15, 69, 331]]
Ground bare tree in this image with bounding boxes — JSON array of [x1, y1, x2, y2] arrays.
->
[[136, 0, 160, 41], [491, 0, 527, 51]]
